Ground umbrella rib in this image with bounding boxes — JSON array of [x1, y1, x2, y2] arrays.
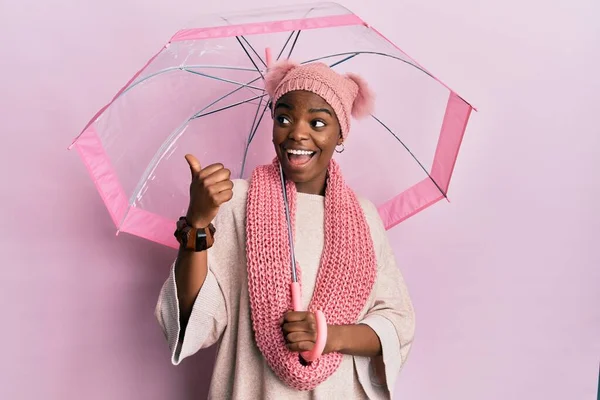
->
[[191, 94, 269, 120], [240, 36, 267, 68], [304, 51, 433, 78], [240, 100, 271, 177], [236, 37, 265, 81], [277, 31, 296, 60], [183, 65, 257, 71], [237, 97, 264, 179], [220, 14, 267, 69], [329, 53, 359, 68], [284, 5, 316, 59], [248, 103, 269, 143], [194, 77, 263, 116], [371, 114, 447, 198], [182, 68, 264, 91], [286, 31, 302, 59], [119, 65, 261, 97], [277, 4, 313, 60]]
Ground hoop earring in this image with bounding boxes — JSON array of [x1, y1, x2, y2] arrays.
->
[[335, 143, 345, 153]]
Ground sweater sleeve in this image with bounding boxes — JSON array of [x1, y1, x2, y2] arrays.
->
[[154, 179, 249, 365], [155, 261, 227, 365], [354, 200, 416, 399]]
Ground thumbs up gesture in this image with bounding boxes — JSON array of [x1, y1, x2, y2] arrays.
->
[[184, 154, 234, 229]]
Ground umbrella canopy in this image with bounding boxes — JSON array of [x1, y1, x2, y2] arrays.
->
[[70, 2, 474, 249]]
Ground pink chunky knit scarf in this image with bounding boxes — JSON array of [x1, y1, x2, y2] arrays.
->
[[246, 158, 377, 391]]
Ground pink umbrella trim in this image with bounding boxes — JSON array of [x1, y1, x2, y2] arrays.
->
[[171, 14, 364, 42]]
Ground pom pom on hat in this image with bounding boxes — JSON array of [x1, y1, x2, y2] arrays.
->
[[264, 59, 299, 97], [346, 73, 375, 119]]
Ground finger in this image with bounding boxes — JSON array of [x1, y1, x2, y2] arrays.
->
[[212, 189, 233, 206], [206, 179, 234, 196], [198, 163, 225, 180], [185, 154, 202, 178], [202, 167, 231, 186], [286, 341, 315, 352], [282, 321, 315, 334], [285, 331, 317, 344], [283, 311, 310, 323], [205, 168, 231, 188]]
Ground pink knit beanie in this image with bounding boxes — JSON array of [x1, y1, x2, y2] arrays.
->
[[264, 60, 375, 139]]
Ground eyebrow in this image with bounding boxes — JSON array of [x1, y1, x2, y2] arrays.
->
[[275, 102, 292, 111], [308, 108, 332, 116], [274, 103, 332, 116]]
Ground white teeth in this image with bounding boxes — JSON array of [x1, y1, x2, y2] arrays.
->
[[287, 149, 315, 155]]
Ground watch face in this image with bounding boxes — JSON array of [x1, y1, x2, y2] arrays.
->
[[195, 229, 207, 252]]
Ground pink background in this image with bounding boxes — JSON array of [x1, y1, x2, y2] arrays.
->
[[1, 0, 598, 399]]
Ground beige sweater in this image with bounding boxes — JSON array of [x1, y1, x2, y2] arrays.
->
[[155, 179, 415, 399]]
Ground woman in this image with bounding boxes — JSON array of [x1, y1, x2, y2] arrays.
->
[[155, 60, 415, 399]]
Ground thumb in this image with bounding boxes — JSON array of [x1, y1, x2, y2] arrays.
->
[[185, 154, 202, 178]]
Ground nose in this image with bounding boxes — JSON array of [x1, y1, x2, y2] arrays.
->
[[288, 122, 310, 142]]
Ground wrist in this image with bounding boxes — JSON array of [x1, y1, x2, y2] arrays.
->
[[185, 211, 211, 229], [175, 217, 216, 252], [324, 325, 343, 354]]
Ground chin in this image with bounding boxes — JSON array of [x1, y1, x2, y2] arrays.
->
[[280, 163, 309, 182]]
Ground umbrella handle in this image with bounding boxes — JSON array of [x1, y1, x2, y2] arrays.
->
[[290, 282, 327, 362]]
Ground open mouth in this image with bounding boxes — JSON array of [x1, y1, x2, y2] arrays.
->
[[285, 148, 316, 167]]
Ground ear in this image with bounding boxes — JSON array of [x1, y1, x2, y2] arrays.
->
[[264, 59, 299, 97], [346, 73, 375, 118]]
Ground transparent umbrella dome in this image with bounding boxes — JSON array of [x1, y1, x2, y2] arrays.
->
[[70, 2, 474, 248]]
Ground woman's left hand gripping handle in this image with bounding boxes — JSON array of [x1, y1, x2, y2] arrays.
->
[[281, 283, 328, 362]]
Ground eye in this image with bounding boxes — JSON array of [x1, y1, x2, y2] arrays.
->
[[277, 115, 291, 125], [312, 120, 326, 128]]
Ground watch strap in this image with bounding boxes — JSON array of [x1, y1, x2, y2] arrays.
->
[[174, 217, 216, 252]]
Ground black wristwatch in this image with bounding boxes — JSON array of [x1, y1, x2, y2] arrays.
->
[[174, 217, 216, 252]]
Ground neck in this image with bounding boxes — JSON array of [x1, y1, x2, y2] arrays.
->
[[294, 170, 327, 195]]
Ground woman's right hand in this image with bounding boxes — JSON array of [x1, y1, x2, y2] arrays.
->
[[184, 154, 234, 229]]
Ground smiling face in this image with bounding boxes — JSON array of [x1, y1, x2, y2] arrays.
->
[[272, 90, 342, 195]]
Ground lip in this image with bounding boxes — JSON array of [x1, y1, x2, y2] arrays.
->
[[280, 146, 318, 170], [283, 146, 317, 152]]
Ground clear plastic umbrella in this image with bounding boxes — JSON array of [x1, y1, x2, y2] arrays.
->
[[69, 2, 474, 250], [69, 1, 474, 362]]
